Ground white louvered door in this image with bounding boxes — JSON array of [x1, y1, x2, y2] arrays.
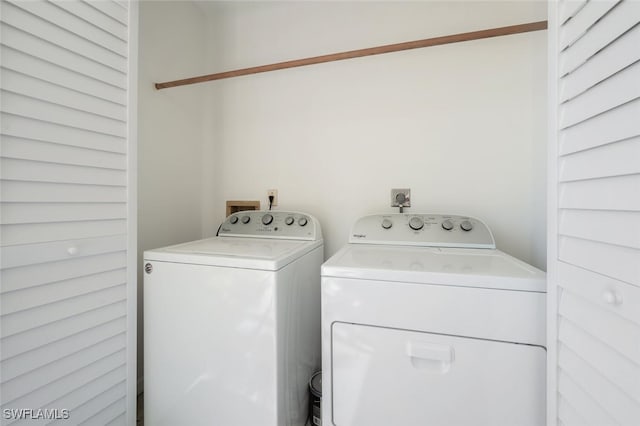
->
[[547, 1, 640, 425], [0, 1, 137, 425]]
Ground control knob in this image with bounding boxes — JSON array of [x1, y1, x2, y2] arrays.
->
[[262, 214, 273, 225], [285, 216, 294, 226], [229, 216, 239, 224], [441, 219, 453, 231], [298, 217, 308, 227], [381, 219, 393, 229], [460, 220, 473, 231], [409, 216, 424, 230], [241, 215, 250, 224]]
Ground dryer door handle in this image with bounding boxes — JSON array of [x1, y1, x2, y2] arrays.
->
[[406, 342, 454, 373], [406, 342, 454, 362]]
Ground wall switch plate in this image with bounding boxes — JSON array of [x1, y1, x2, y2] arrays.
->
[[267, 189, 278, 207], [391, 188, 411, 207]]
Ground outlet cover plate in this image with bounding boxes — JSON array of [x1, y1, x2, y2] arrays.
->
[[391, 188, 411, 207]]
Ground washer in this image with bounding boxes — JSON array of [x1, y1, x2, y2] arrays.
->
[[144, 210, 323, 426], [321, 213, 546, 426]]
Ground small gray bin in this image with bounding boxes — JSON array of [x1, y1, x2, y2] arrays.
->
[[309, 371, 322, 426]]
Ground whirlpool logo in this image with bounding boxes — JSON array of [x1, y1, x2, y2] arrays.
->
[[352, 234, 367, 238]]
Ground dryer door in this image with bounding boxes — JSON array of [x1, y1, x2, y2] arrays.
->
[[331, 322, 546, 426]]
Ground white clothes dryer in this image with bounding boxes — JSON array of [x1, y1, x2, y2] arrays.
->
[[321, 213, 546, 426], [144, 211, 323, 426]]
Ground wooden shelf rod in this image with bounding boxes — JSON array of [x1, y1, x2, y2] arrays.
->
[[155, 20, 547, 90]]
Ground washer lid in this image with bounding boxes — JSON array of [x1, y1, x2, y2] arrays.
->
[[145, 237, 322, 271], [321, 244, 546, 292]]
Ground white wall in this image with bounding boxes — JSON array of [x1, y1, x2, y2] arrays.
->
[[202, 1, 548, 270], [137, 0, 209, 389]]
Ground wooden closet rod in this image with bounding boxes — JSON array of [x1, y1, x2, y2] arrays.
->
[[155, 20, 547, 90]]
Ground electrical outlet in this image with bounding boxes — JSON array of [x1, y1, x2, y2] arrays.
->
[[267, 189, 278, 207], [391, 188, 411, 207]]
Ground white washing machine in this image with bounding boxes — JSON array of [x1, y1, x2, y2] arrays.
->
[[321, 213, 546, 426], [144, 210, 323, 426]]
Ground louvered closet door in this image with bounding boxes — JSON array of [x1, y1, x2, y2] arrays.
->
[[0, 1, 137, 425], [548, 1, 640, 426]]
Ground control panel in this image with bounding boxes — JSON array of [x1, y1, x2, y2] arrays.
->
[[349, 214, 495, 249], [218, 210, 321, 241]]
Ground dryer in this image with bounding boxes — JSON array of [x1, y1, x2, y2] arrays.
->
[[144, 211, 323, 426], [321, 213, 546, 426]]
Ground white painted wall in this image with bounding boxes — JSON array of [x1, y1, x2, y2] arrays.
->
[[137, 0, 209, 390], [201, 1, 548, 270]]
